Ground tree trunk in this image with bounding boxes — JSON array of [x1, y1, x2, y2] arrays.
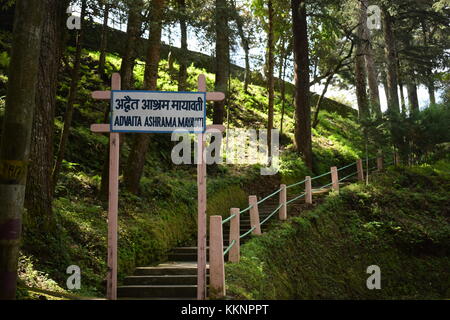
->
[[231, 0, 250, 93], [312, 75, 332, 129], [24, 0, 68, 232], [360, 0, 381, 117], [120, 0, 144, 90], [100, 0, 144, 198], [382, 6, 400, 114], [0, 0, 45, 300], [213, 0, 230, 125], [291, 0, 312, 170], [279, 39, 288, 136], [421, 21, 436, 106], [124, 0, 165, 194], [427, 80, 436, 105], [53, 0, 87, 191], [381, 70, 390, 106], [355, 0, 370, 122], [243, 42, 251, 93], [98, 2, 111, 78], [178, 0, 188, 91], [399, 83, 406, 114], [397, 58, 407, 114], [267, 0, 275, 158], [407, 80, 420, 113]]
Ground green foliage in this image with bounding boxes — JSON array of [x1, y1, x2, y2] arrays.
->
[[384, 103, 450, 162], [0, 51, 9, 68], [0, 50, 9, 96], [1, 36, 380, 299], [226, 162, 450, 299], [16, 254, 67, 300]]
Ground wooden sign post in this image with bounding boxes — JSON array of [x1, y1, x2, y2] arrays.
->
[[90, 73, 224, 300]]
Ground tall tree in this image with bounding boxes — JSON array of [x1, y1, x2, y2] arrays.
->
[[355, 0, 370, 121], [231, 0, 251, 92], [312, 36, 355, 129], [361, 0, 381, 117], [124, 0, 165, 194], [53, 0, 88, 190], [267, 0, 275, 157], [178, 0, 188, 91], [120, 0, 145, 90], [421, 19, 436, 105], [382, 5, 400, 114], [0, 0, 45, 299], [98, 0, 111, 78], [24, 0, 69, 232], [291, 0, 312, 170], [213, 0, 230, 124], [407, 77, 420, 112], [278, 38, 291, 135], [397, 59, 407, 114], [100, 0, 145, 198]]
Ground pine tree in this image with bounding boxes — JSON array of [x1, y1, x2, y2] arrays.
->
[[0, 0, 45, 299]]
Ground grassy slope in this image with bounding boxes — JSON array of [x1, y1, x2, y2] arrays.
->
[[225, 160, 450, 299], [0, 42, 377, 298]]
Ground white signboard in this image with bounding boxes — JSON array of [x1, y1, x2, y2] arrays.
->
[[110, 91, 206, 133]]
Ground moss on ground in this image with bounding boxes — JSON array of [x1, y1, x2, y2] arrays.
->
[[225, 161, 450, 299], [0, 36, 392, 299]]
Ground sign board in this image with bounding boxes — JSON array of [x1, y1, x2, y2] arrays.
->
[[110, 91, 206, 133]]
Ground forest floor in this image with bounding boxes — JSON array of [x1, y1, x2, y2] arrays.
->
[[225, 160, 450, 299], [0, 39, 396, 299]]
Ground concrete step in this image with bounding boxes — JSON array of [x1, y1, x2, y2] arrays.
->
[[124, 275, 199, 286], [221, 228, 268, 235], [117, 285, 196, 298], [168, 253, 206, 262], [223, 222, 271, 229], [134, 265, 200, 276]]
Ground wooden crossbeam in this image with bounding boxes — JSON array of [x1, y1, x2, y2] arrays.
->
[[92, 90, 225, 101], [91, 123, 225, 134]]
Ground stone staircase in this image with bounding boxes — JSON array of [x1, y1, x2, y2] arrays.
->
[[117, 198, 279, 300]]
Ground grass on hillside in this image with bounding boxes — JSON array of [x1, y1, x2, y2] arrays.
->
[[225, 160, 450, 299], [0, 44, 380, 299]]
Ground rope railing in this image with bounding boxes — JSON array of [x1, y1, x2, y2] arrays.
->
[[286, 192, 306, 206], [210, 154, 396, 299], [231, 160, 363, 242], [286, 178, 307, 189], [222, 213, 236, 225], [223, 240, 236, 256], [257, 188, 282, 205], [339, 171, 357, 182], [239, 204, 253, 215], [240, 226, 256, 239], [260, 203, 283, 225], [319, 181, 334, 190], [311, 170, 332, 181], [337, 161, 356, 171]]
